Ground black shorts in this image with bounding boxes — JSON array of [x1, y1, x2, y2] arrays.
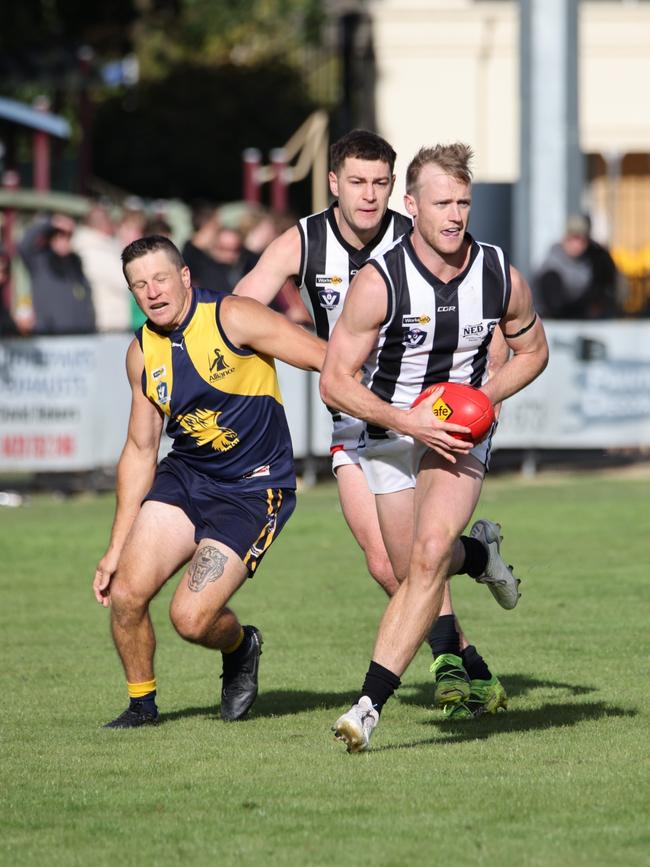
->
[[144, 459, 296, 575]]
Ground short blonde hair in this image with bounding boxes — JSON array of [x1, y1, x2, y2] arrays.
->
[[406, 143, 474, 195]]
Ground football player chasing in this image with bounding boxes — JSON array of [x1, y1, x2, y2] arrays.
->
[[236, 130, 520, 726], [93, 235, 325, 728]]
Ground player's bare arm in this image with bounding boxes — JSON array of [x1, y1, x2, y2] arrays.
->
[[221, 294, 326, 372], [480, 265, 549, 407], [92, 338, 164, 606], [233, 226, 302, 304], [485, 324, 510, 419], [321, 266, 472, 460]]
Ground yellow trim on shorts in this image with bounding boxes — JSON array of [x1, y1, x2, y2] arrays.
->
[[243, 488, 282, 573]]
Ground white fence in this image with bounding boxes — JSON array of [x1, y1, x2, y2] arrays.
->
[[0, 321, 648, 472]]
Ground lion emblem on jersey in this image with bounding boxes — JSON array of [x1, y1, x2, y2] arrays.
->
[[177, 409, 240, 452]]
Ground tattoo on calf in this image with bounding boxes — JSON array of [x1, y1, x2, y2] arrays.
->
[[187, 545, 228, 592]]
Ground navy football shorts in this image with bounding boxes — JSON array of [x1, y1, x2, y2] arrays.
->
[[144, 458, 296, 575]]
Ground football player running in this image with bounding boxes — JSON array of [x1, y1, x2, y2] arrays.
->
[[321, 143, 549, 751]]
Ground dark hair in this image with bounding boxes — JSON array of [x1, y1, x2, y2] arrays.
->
[[406, 143, 474, 195], [330, 129, 397, 174], [190, 201, 219, 232], [121, 234, 185, 279]]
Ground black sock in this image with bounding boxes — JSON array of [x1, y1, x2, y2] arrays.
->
[[459, 536, 488, 578], [359, 661, 401, 715], [461, 645, 492, 681], [223, 628, 252, 663], [131, 690, 157, 715], [426, 614, 461, 657]]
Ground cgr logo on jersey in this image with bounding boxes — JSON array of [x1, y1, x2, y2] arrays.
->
[[156, 381, 169, 405], [208, 347, 233, 382], [437, 306, 456, 313], [403, 327, 427, 347], [318, 288, 341, 309], [402, 314, 431, 326]]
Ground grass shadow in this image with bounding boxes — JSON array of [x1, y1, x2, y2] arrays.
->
[[371, 700, 637, 752], [160, 688, 359, 723]]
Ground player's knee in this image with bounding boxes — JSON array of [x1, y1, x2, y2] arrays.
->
[[410, 531, 455, 582], [169, 600, 211, 643], [110, 576, 149, 619], [365, 550, 401, 593], [366, 549, 393, 582]]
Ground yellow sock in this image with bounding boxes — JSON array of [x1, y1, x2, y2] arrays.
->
[[127, 678, 157, 699], [222, 627, 245, 655]]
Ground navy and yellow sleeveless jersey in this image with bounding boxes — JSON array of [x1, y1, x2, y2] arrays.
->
[[136, 286, 296, 490]]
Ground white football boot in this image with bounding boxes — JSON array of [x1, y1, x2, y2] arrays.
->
[[469, 519, 521, 610], [332, 696, 379, 753]]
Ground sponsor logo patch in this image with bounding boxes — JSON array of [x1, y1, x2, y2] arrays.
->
[[462, 320, 499, 342], [152, 366, 166, 380], [315, 274, 343, 286], [208, 347, 233, 382], [402, 314, 431, 326]]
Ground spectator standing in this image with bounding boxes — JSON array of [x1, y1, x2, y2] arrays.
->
[[533, 215, 619, 319], [73, 203, 131, 332], [181, 202, 225, 291], [116, 204, 149, 330], [0, 246, 20, 335], [17, 214, 95, 335]]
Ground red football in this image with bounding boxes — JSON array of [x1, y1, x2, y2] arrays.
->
[[411, 382, 495, 443]]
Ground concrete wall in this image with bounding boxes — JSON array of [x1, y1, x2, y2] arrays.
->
[[370, 0, 650, 200]]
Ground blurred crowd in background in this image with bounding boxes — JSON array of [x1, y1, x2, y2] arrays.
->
[[0, 196, 637, 339], [0, 198, 312, 337]]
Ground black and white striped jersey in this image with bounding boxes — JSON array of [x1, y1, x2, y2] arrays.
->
[[364, 233, 511, 417], [297, 203, 412, 341]]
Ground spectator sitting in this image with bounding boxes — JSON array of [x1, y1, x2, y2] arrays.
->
[[533, 214, 619, 319], [17, 214, 96, 335], [73, 203, 131, 332]]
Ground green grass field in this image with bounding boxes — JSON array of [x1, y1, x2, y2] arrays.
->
[[1, 469, 649, 867]]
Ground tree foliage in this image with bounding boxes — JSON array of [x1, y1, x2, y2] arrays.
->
[[1, 0, 331, 202], [92, 60, 317, 203]]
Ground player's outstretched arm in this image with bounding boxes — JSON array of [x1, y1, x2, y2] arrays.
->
[[221, 294, 326, 371], [93, 339, 163, 607], [233, 226, 302, 305], [480, 266, 549, 407], [320, 266, 473, 460]]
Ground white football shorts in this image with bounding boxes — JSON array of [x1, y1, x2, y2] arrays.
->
[[330, 414, 363, 473], [358, 425, 495, 495]]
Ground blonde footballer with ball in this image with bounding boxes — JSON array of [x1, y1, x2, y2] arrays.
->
[[321, 143, 549, 752]]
